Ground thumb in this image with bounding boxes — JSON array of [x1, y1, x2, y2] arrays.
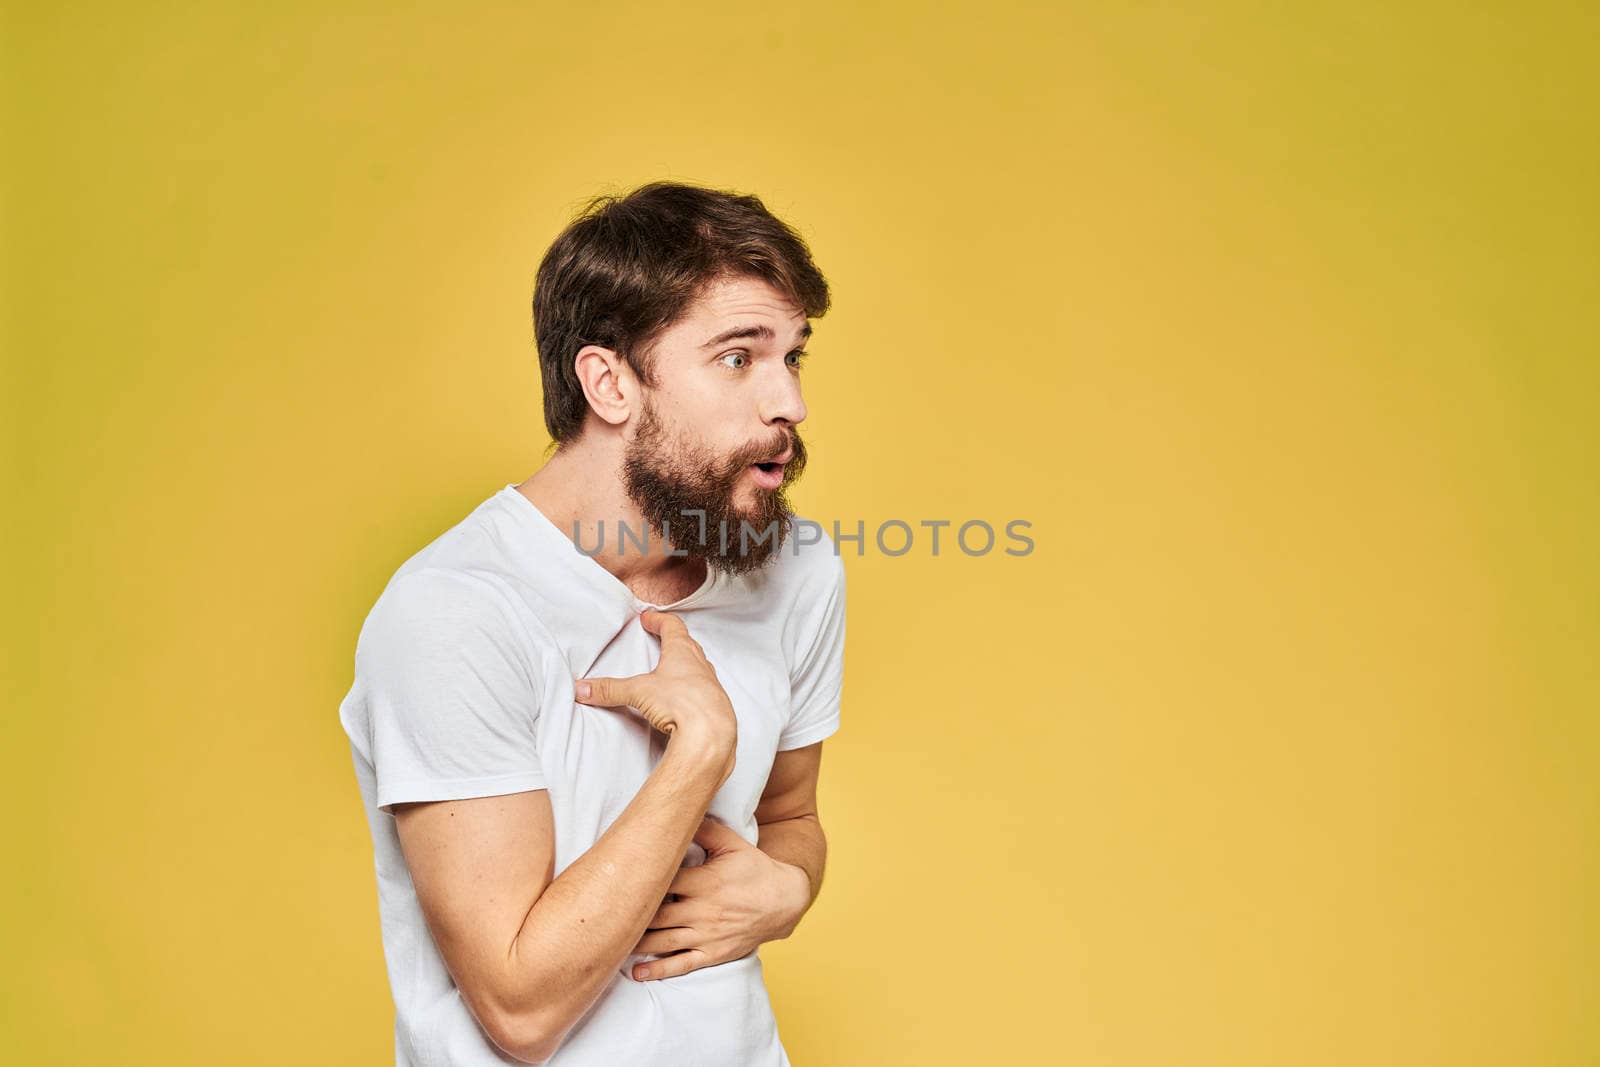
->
[[694, 814, 747, 854], [575, 674, 644, 709], [638, 609, 688, 641], [577, 673, 676, 735]]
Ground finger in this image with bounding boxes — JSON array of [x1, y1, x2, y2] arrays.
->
[[574, 675, 644, 708], [637, 610, 688, 641], [663, 863, 716, 898], [636, 926, 699, 956], [647, 900, 694, 930], [693, 815, 747, 855], [634, 948, 711, 982], [641, 610, 710, 662], [666, 616, 705, 653]]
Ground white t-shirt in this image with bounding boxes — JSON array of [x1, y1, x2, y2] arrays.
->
[[339, 482, 846, 1065]]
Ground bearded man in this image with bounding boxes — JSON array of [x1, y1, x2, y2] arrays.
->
[[338, 181, 847, 1066]]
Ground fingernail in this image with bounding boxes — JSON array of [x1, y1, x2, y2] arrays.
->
[[576, 681, 590, 699], [634, 967, 648, 981]]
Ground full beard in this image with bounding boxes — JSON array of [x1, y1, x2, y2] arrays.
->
[[621, 400, 808, 577]]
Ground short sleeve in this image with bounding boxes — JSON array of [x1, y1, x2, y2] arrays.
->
[[356, 568, 547, 813], [779, 553, 847, 751]]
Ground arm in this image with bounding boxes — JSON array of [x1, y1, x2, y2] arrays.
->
[[628, 741, 829, 980], [394, 610, 737, 1064], [630, 552, 846, 981], [396, 745, 722, 1063], [753, 741, 828, 926], [757, 549, 844, 917]]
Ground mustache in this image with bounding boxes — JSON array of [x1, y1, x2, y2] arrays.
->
[[724, 427, 806, 474]]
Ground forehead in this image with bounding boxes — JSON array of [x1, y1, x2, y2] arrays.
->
[[673, 275, 807, 337]]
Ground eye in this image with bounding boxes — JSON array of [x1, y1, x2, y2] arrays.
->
[[717, 351, 749, 370], [786, 350, 809, 369]]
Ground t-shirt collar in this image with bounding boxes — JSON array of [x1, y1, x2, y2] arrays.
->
[[494, 483, 722, 677]]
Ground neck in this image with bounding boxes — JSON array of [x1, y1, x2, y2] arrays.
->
[[515, 438, 708, 593]]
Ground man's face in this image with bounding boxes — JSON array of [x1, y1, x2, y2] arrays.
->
[[620, 274, 812, 575]]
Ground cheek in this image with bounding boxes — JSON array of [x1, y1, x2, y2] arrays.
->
[[657, 386, 725, 432], [688, 412, 750, 457], [669, 420, 742, 469], [654, 382, 753, 460]]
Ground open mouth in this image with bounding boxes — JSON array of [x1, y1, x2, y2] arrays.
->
[[749, 460, 786, 489]]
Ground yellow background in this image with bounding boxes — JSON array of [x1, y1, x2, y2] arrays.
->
[[5, 2, 1596, 1063]]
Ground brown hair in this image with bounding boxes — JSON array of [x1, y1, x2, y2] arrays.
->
[[532, 181, 832, 444]]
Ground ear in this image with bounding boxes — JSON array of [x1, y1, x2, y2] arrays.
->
[[573, 344, 638, 428]]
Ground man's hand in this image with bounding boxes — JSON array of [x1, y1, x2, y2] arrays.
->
[[628, 815, 811, 981], [578, 609, 739, 792]]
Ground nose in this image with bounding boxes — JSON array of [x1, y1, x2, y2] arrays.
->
[[761, 362, 807, 428]]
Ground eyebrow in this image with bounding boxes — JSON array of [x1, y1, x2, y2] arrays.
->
[[699, 322, 812, 350]]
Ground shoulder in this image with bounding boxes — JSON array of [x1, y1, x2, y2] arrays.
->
[[767, 514, 846, 601], [373, 564, 511, 619], [769, 518, 848, 693], [359, 566, 530, 671], [736, 518, 844, 627], [358, 488, 566, 658]]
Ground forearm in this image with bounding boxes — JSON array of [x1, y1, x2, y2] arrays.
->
[[756, 813, 828, 921], [502, 741, 724, 1053]]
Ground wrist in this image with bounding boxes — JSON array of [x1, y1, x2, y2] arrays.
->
[[768, 859, 812, 940], [662, 728, 735, 782]]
